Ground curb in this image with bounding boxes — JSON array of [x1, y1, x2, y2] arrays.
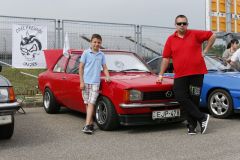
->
[[21, 101, 43, 108], [18, 95, 43, 108]]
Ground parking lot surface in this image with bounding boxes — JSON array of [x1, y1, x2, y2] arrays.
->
[[1, 107, 240, 160]]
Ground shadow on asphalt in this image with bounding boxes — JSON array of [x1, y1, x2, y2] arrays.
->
[[58, 107, 186, 133], [117, 122, 186, 134], [54, 106, 240, 134]]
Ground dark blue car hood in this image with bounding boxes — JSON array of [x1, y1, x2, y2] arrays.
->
[[203, 71, 240, 90]]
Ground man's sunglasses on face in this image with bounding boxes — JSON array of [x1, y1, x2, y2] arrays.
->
[[176, 22, 188, 26]]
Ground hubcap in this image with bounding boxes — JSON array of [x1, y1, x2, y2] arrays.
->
[[44, 92, 50, 109], [210, 92, 229, 116], [96, 101, 108, 125]]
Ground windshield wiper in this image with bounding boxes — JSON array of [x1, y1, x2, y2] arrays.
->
[[108, 69, 118, 72], [208, 69, 218, 72], [119, 69, 150, 72], [220, 68, 235, 72]]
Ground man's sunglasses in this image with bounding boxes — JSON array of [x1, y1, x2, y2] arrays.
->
[[176, 22, 188, 26]]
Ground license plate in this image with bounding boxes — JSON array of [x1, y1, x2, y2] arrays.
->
[[152, 109, 180, 120], [0, 115, 12, 125]]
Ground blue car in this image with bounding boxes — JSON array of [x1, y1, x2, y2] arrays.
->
[[147, 55, 240, 118]]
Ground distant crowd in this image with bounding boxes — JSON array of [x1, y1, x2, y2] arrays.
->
[[222, 38, 240, 71]]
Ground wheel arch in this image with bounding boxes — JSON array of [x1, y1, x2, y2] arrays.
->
[[206, 87, 231, 102], [207, 87, 234, 118], [43, 85, 61, 104], [95, 95, 120, 130]]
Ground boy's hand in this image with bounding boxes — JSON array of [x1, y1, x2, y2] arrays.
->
[[80, 83, 85, 90], [105, 76, 111, 82]]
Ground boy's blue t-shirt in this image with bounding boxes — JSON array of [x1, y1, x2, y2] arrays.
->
[[80, 48, 106, 84]]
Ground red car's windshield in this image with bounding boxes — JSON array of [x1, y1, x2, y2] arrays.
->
[[105, 52, 150, 72]]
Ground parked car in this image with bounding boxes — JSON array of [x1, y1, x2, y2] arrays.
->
[[38, 49, 185, 131], [147, 55, 240, 118], [0, 65, 20, 139]]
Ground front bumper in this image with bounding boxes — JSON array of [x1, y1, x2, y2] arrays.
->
[[0, 102, 20, 113], [0, 102, 19, 125], [118, 101, 185, 125], [120, 101, 179, 108], [118, 112, 185, 126]]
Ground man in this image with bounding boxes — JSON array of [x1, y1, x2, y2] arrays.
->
[[157, 15, 216, 135], [230, 48, 240, 71]]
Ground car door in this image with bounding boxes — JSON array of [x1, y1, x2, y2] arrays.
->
[[63, 54, 85, 112], [50, 55, 70, 105]]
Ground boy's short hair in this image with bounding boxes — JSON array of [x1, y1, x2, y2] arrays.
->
[[91, 34, 102, 41]]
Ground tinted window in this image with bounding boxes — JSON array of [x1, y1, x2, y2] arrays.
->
[[66, 54, 81, 74], [53, 56, 68, 73], [148, 58, 161, 74], [148, 57, 173, 74]]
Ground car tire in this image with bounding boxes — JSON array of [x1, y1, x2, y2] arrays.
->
[[43, 88, 60, 114], [95, 96, 119, 131], [208, 89, 233, 118], [0, 115, 14, 139]]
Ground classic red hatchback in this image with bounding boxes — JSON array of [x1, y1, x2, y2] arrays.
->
[[38, 49, 184, 130]]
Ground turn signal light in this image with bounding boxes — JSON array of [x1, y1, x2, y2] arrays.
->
[[8, 87, 16, 102]]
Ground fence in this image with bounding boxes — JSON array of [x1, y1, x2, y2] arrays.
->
[[0, 15, 238, 96], [1, 15, 237, 64], [62, 20, 137, 54], [140, 25, 175, 61], [0, 15, 57, 64]]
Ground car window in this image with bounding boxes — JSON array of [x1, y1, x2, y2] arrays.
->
[[148, 58, 159, 69], [53, 56, 68, 73], [66, 54, 81, 74], [148, 58, 161, 74], [147, 57, 173, 74]]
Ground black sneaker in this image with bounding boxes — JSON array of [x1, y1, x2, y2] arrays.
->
[[89, 124, 94, 131], [199, 114, 210, 134], [82, 125, 93, 134], [187, 124, 197, 135]]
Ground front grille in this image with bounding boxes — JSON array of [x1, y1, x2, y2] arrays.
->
[[143, 90, 174, 101]]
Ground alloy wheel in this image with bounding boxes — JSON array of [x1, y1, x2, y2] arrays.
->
[[96, 101, 108, 125], [210, 92, 229, 116], [44, 92, 50, 109]]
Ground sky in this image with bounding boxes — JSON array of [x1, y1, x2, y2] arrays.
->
[[0, 0, 206, 29]]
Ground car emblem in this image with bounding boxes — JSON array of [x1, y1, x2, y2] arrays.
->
[[165, 91, 173, 98]]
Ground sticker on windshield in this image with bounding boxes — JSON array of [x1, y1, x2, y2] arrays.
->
[[115, 61, 124, 70]]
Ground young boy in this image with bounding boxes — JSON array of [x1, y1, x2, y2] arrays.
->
[[79, 34, 111, 134]]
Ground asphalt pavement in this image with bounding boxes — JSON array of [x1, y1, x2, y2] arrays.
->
[[1, 107, 240, 160]]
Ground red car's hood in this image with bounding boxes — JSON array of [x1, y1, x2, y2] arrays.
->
[[109, 73, 173, 91]]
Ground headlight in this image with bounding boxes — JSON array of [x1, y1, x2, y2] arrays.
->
[[124, 89, 143, 101], [0, 87, 15, 103]]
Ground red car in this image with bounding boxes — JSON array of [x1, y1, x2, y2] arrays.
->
[[38, 49, 184, 130]]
